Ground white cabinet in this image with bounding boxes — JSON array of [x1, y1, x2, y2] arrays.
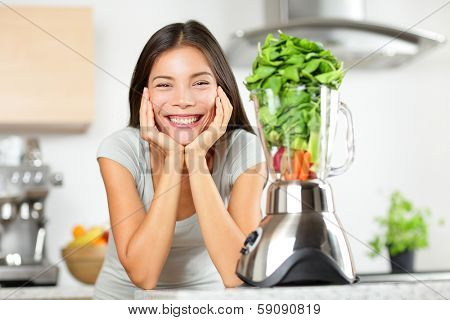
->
[[0, 6, 94, 132]]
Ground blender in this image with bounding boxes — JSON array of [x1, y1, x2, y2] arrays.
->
[[236, 85, 358, 286]]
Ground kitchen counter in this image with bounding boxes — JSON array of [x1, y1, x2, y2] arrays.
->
[[135, 279, 450, 300], [0, 285, 94, 300], [3, 273, 449, 300]]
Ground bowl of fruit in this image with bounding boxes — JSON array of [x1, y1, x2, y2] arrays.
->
[[61, 225, 109, 285]]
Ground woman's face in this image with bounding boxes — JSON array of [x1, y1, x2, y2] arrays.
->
[[147, 46, 218, 146]]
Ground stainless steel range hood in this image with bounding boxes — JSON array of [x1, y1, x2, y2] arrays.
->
[[226, 0, 446, 69]]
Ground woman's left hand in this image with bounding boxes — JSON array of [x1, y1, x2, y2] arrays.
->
[[185, 86, 233, 169]]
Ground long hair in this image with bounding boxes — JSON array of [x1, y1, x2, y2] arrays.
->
[[128, 20, 254, 137]]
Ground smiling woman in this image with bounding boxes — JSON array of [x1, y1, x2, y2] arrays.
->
[[147, 46, 217, 145], [94, 20, 268, 299]]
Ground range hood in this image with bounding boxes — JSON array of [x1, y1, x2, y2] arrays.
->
[[226, 0, 446, 69]]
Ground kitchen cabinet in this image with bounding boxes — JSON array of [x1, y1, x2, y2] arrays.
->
[[0, 6, 94, 133]]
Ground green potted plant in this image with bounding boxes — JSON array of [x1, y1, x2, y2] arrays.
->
[[368, 191, 436, 273]]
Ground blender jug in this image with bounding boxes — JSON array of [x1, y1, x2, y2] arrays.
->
[[251, 85, 354, 182], [236, 85, 358, 287]]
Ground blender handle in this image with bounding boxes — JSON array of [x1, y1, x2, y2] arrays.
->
[[329, 102, 355, 177]]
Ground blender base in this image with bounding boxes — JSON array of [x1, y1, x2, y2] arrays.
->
[[237, 248, 359, 287], [235, 179, 358, 287]]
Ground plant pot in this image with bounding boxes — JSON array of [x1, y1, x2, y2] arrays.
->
[[389, 249, 415, 274]]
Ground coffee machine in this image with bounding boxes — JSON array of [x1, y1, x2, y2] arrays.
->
[[236, 86, 358, 286], [0, 138, 62, 287]]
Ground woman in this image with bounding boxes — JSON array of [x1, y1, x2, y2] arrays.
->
[[94, 20, 268, 299]]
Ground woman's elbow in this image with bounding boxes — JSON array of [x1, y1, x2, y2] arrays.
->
[[134, 278, 157, 290], [223, 277, 244, 288], [129, 271, 158, 290], [122, 260, 158, 290]]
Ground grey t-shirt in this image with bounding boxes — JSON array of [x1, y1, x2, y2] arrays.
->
[[93, 126, 267, 299]]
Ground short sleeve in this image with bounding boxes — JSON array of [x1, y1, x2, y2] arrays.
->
[[96, 128, 141, 183], [229, 130, 268, 188]]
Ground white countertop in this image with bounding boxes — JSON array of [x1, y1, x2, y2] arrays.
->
[[0, 285, 94, 300], [2, 278, 449, 300], [135, 280, 450, 300]]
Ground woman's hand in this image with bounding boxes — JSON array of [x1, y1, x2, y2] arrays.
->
[[140, 87, 185, 160], [185, 86, 233, 170]]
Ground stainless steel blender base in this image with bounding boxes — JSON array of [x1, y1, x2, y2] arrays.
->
[[236, 179, 358, 287]]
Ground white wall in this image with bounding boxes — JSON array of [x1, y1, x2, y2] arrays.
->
[[334, 0, 450, 273], [3, 0, 450, 286]]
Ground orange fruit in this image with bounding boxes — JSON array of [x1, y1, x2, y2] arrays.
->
[[102, 230, 109, 242], [93, 237, 107, 246], [72, 225, 86, 239]]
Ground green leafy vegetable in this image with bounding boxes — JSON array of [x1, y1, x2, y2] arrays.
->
[[244, 31, 344, 179], [245, 31, 343, 94]]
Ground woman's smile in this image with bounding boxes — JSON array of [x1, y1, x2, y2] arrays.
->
[[165, 114, 205, 128]]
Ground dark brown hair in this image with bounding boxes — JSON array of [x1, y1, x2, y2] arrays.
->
[[128, 20, 255, 136]]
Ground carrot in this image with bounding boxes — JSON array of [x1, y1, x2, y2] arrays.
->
[[292, 150, 303, 179], [283, 172, 296, 180], [282, 150, 294, 180], [299, 151, 311, 180], [283, 154, 298, 179], [296, 150, 304, 180], [281, 150, 315, 181], [283, 150, 303, 180]]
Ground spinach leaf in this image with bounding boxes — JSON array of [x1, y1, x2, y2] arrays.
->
[[244, 31, 345, 165]]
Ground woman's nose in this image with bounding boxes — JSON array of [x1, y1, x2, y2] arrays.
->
[[172, 85, 194, 108]]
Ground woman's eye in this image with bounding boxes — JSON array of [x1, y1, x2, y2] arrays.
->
[[156, 83, 171, 88], [194, 81, 209, 86]]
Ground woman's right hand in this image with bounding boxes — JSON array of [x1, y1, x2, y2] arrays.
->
[[140, 87, 185, 159]]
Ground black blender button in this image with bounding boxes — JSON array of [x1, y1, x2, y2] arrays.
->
[[244, 231, 259, 246], [240, 247, 249, 255]]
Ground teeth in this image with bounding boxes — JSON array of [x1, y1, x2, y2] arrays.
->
[[169, 116, 200, 125]]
